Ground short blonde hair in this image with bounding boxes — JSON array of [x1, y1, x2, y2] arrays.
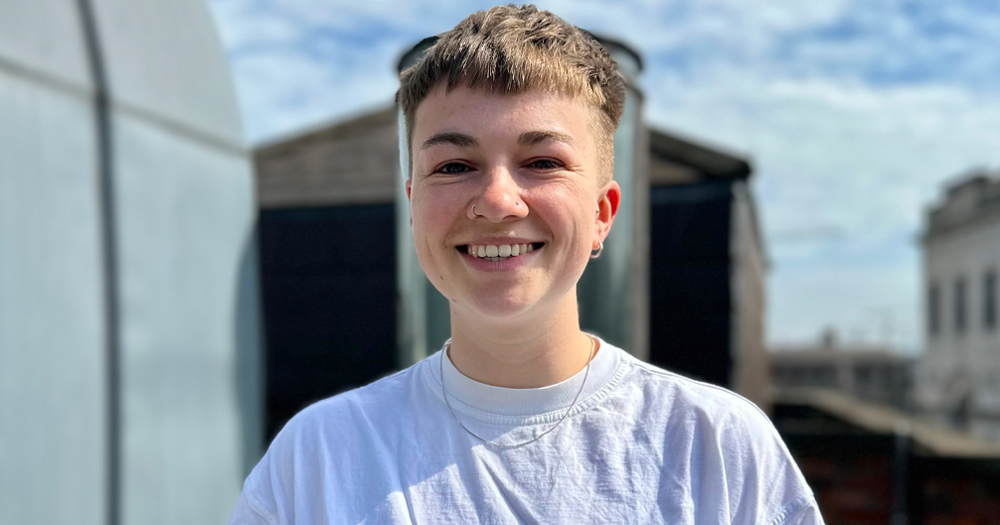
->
[[398, 4, 625, 181]]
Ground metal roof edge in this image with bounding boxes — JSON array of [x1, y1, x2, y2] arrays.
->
[[773, 387, 1000, 458]]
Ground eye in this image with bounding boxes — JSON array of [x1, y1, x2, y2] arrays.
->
[[526, 158, 562, 170], [435, 162, 473, 174]]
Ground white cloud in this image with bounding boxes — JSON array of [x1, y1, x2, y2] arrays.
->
[[643, 65, 1000, 350], [210, 0, 302, 50]]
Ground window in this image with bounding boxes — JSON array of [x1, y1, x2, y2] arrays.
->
[[955, 277, 967, 334], [929, 284, 940, 336], [986, 270, 997, 331]]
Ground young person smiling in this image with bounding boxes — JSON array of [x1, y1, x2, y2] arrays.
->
[[229, 5, 823, 524]]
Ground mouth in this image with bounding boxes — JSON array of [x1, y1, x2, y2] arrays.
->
[[457, 242, 544, 262]]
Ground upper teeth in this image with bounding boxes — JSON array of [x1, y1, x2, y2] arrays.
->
[[467, 243, 534, 259]]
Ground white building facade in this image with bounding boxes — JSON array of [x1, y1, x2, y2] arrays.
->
[[918, 173, 1000, 436]]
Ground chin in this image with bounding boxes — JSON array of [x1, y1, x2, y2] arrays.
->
[[462, 289, 542, 320]]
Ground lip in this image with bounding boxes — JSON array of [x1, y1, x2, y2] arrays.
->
[[458, 243, 543, 272], [458, 236, 542, 246]]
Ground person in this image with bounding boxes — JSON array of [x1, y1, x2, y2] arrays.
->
[[228, 5, 823, 524]]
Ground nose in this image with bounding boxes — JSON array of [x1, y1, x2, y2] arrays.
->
[[471, 164, 527, 222]]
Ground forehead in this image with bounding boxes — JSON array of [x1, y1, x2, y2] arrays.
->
[[412, 84, 598, 144]]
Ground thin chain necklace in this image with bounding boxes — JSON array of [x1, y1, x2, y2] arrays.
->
[[439, 335, 596, 450]]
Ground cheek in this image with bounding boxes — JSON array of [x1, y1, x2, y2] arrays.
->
[[527, 185, 596, 244], [411, 184, 463, 239]]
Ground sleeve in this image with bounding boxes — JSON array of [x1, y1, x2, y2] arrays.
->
[[227, 491, 278, 525], [225, 398, 340, 525], [778, 497, 824, 525], [716, 397, 825, 525], [226, 430, 294, 525]]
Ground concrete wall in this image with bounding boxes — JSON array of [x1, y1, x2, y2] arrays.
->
[[730, 180, 770, 409]]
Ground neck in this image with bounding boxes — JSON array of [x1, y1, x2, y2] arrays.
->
[[447, 289, 596, 388]]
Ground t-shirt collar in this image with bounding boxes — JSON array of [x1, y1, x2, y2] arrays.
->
[[431, 335, 621, 418]]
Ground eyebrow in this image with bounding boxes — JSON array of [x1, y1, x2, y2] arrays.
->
[[420, 132, 478, 150], [420, 130, 577, 150], [518, 130, 576, 147]]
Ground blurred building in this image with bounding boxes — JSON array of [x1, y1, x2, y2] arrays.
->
[[0, 2, 261, 525], [774, 388, 1000, 524], [254, 39, 770, 438], [917, 171, 1000, 436], [254, 107, 399, 439], [646, 129, 769, 407], [771, 334, 914, 409]]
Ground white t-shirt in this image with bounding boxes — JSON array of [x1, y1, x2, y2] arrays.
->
[[229, 339, 823, 524]]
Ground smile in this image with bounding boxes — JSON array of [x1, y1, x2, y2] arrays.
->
[[458, 243, 543, 262]]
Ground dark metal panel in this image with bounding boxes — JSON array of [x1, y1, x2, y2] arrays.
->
[[648, 181, 733, 386], [260, 205, 397, 441]]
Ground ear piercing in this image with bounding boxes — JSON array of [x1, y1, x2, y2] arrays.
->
[[590, 241, 604, 259]]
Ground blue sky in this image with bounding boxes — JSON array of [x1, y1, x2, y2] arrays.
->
[[208, 0, 1000, 353]]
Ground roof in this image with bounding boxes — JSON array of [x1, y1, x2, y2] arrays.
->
[[254, 106, 399, 208], [774, 388, 1000, 458], [924, 170, 1000, 241], [648, 127, 752, 185], [770, 348, 911, 365]]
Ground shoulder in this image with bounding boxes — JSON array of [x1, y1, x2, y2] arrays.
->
[[620, 353, 775, 435], [616, 354, 818, 522], [271, 361, 424, 453], [236, 362, 429, 521]]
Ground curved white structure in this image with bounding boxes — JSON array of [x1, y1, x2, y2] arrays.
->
[[0, 1, 261, 524]]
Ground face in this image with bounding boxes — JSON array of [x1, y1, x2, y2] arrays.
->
[[407, 84, 620, 322]]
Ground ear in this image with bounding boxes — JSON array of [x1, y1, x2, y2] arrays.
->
[[405, 178, 413, 227], [595, 181, 620, 247]]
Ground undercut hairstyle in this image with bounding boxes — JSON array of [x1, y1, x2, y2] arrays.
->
[[398, 4, 626, 182]]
